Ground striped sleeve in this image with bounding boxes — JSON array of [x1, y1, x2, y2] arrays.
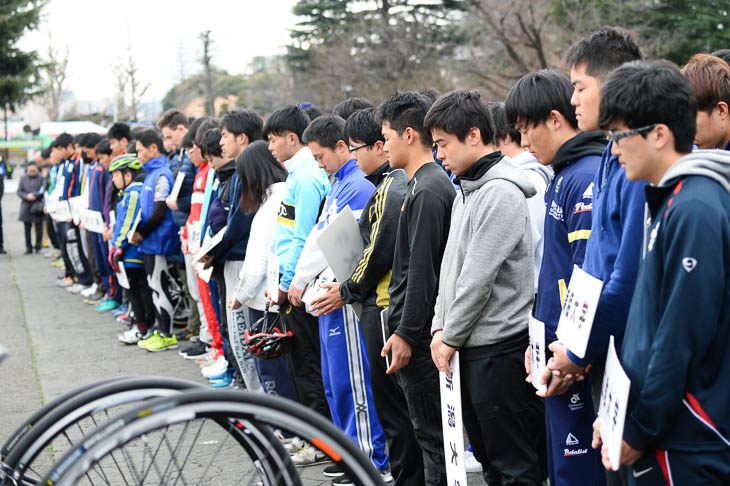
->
[[114, 191, 139, 248]]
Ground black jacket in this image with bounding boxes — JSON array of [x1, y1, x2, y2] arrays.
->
[[387, 162, 456, 347], [340, 163, 408, 308]]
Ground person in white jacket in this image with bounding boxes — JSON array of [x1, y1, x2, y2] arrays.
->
[[228, 140, 296, 400]]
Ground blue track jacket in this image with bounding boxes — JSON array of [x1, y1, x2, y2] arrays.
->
[[112, 182, 144, 268], [621, 150, 730, 453], [568, 142, 646, 366], [534, 132, 606, 340], [139, 154, 179, 255], [60, 152, 83, 200], [274, 147, 330, 291]]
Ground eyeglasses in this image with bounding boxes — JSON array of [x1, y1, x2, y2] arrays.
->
[[349, 143, 372, 153], [608, 124, 657, 145], [186, 146, 199, 156]]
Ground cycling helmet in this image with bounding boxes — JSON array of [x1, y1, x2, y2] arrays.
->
[[109, 154, 142, 172], [244, 308, 293, 360]]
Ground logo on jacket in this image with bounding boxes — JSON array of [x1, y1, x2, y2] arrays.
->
[[583, 182, 594, 199], [682, 257, 697, 273], [568, 394, 584, 411], [549, 201, 564, 221], [573, 201, 592, 214], [329, 326, 341, 337], [565, 433, 579, 446]]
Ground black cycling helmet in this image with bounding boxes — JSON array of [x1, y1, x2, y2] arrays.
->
[[244, 306, 293, 360]]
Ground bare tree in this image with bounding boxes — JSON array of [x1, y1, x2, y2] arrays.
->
[[39, 32, 70, 121], [199, 31, 215, 116], [112, 43, 150, 121]]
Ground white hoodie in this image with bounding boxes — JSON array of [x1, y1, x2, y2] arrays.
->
[[233, 182, 287, 311]]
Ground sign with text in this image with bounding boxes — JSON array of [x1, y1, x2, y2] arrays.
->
[[529, 316, 548, 394], [556, 265, 603, 358], [440, 352, 467, 486], [598, 336, 631, 471], [267, 252, 280, 302], [169, 171, 186, 202], [192, 226, 227, 264], [81, 210, 105, 234]]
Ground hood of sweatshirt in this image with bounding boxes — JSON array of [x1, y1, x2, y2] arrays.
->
[[658, 149, 730, 195], [552, 131, 607, 174], [457, 152, 537, 199]]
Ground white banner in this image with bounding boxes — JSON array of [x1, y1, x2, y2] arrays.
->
[[598, 336, 631, 471], [556, 265, 604, 358], [440, 352, 467, 486]]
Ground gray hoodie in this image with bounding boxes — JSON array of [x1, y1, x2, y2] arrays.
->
[[432, 156, 537, 348]]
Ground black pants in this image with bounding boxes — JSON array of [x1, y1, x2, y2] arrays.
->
[[45, 215, 58, 249], [24, 221, 43, 251], [281, 302, 331, 419], [0, 196, 4, 249], [127, 266, 155, 331], [359, 306, 424, 486], [461, 345, 547, 486], [394, 334, 447, 486], [59, 222, 91, 285]]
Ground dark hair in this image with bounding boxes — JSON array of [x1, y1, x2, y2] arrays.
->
[[599, 61, 697, 153], [26, 161, 38, 169], [302, 115, 346, 150], [235, 140, 289, 214], [73, 133, 87, 147], [681, 54, 730, 113], [157, 109, 190, 130], [126, 141, 137, 155], [220, 109, 263, 142], [302, 104, 324, 121], [200, 127, 223, 159], [52, 133, 74, 149], [565, 27, 643, 80], [333, 97, 373, 120], [194, 119, 219, 150], [378, 91, 434, 148], [136, 129, 165, 154], [505, 70, 578, 129], [344, 108, 384, 145], [183, 117, 210, 149], [83, 133, 103, 148], [489, 102, 521, 145], [417, 88, 440, 104], [424, 90, 495, 145], [40, 147, 52, 159], [96, 138, 112, 156], [263, 105, 310, 143], [107, 122, 131, 142], [710, 49, 730, 66]]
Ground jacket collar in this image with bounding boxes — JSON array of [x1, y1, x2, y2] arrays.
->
[[284, 146, 314, 173], [142, 154, 168, 172], [333, 159, 361, 182]]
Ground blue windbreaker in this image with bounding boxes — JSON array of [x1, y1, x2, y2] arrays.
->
[[60, 152, 83, 200], [568, 142, 646, 366], [139, 154, 179, 255], [112, 182, 144, 268]]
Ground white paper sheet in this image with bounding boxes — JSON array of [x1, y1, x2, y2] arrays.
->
[[440, 352, 468, 486], [169, 171, 186, 201], [116, 262, 130, 289], [126, 212, 142, 243], [302, 267, 336, 313], [82, 210, 105, 234], [192, 226, 227, 264], [268, 252, 280, 302], [598, 336, 631, 471], [556, 265, 604, 358], [529, 316, 548, 394], [194, 260, 214, 283]]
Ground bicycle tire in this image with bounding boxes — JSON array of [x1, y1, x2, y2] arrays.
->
[[43, 390, 384, 486], [1, 376, 131, 460]]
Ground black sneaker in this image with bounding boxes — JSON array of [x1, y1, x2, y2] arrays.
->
[[178, 341, 209, 360], [174, 327, 194, 342], [323, 463, 345, 477], [331, 474, 354, 485]]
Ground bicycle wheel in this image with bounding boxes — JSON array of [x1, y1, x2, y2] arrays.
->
[[2, 376, 203, 486], [43, 390, 384, 486], [1, 376, 130, 460]]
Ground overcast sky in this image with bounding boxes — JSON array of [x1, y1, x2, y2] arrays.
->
[[19, 0, 300, 105]]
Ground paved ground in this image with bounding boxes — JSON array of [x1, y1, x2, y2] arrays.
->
[[0, 183, 484, 485]]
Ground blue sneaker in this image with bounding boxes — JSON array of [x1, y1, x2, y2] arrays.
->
[[111, 305, 128, 317], [209, 371, 228, 382], [211, 372, 233, 388], [95, 299, 121, 313]]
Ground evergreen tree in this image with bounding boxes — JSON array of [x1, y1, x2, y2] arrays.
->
[[0, 0, 43, 111]]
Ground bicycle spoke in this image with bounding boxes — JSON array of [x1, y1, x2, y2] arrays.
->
[[158, 420, 191, 485], [171, 418, 208, 486], [197, 423, 232, 484]]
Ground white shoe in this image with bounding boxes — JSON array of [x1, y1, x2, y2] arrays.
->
[[283, 437, 306, 454], [290, 444, 331, 466], [201, 357, 228, 378], [68, 284, 88, 295], [80, 283, 98, 297], [464, 449, 482, 473], [119, 325, 148, 345]]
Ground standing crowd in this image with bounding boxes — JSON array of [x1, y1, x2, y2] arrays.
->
[[22, 27, 730, 486]]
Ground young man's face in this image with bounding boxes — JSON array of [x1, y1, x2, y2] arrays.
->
[[112, 170, 125, 189], [349, 138, 383, 175], [431, 127, 475, 176], [207, 154, 227, 169], [136, 142, 154, 163], [517, 120, 559, 166], [99, 154, 111, 169], [110, 137, 127, 157], [309, 140, 347, 176], [161, 125, 187, 153], [84, 147, 98, 161], [609, 121, 657, 182], [220, 127, 246, 160], [694, 104, 728, 149], [267, 132, 296, 163], [382, 121, 408, 170], [570, 64, 602, 133], [188, 145, 204, 166]]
